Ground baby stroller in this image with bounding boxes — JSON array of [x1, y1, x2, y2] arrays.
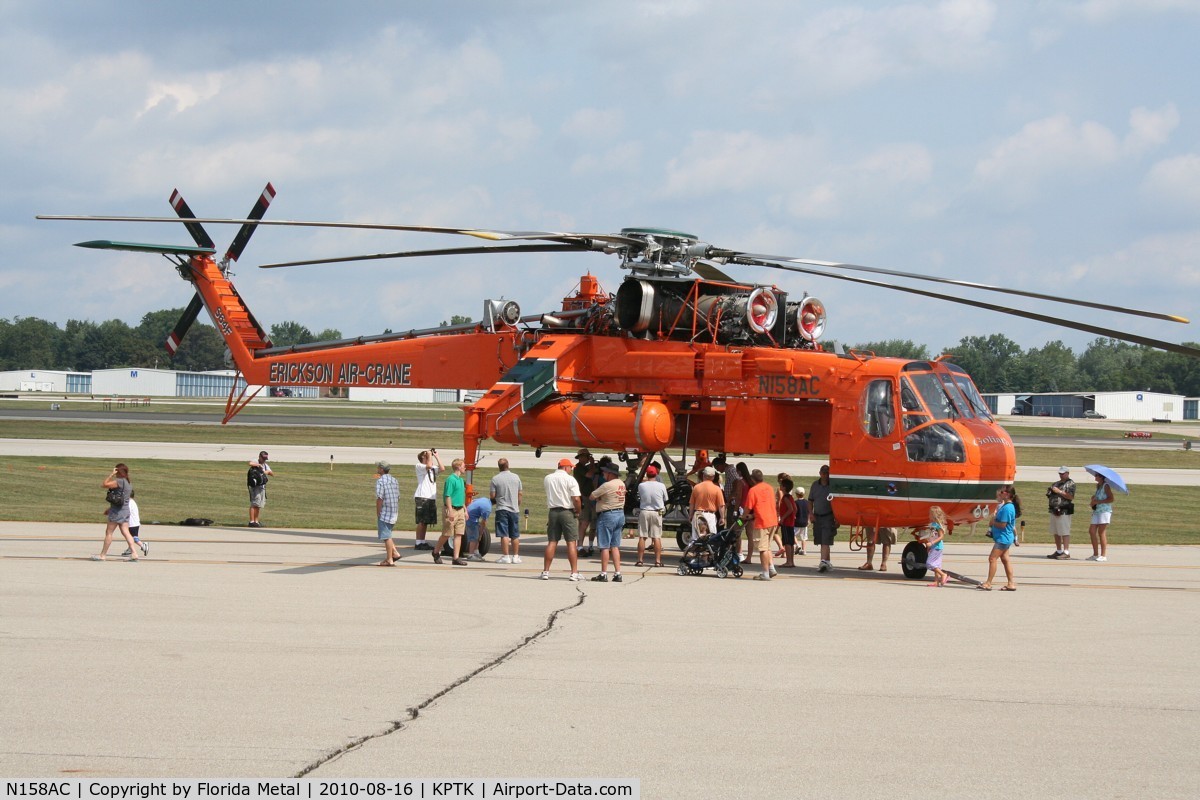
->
[[676, 523, 744, 578]]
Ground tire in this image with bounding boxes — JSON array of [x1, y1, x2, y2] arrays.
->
[[677, 564, 688, 576], [732, 564, 743, 578], [901, 540, 928, 580], [715, 564, 728, 579], [477, 528, 490, 557], [442, 528, 490, 558], [676, 529, 691, 552]]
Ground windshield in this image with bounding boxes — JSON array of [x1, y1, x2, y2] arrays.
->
[[906, 371, 957, 421], [952, 372, 993, 420]]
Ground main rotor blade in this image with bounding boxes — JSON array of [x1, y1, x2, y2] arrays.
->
[[738, 257, 1200, 360], [37, 215, 645, 249], [225, 183, 276, 263], [736, 252, 1188, 324], [260, 242, 591, 269]]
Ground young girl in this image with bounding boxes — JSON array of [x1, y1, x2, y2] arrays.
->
[[777, 477, 798, 567], [922, 505, 949, 587]]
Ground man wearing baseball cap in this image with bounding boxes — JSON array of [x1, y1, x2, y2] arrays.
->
[[542, 458, 583, 581], [1046, 466, 1077, 559], [247, 450, 273, 528], [374, 461, 400, 566], [590, 460, 627, 582]]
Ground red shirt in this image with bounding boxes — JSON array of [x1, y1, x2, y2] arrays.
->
[[744, 482, 779, 529]]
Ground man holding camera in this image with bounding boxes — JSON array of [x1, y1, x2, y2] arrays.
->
[[1046, 466, 1076, 559], [413, 448, 442, 550]]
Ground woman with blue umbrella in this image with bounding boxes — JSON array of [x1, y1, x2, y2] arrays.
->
[[1085, 465, 1127, 562]]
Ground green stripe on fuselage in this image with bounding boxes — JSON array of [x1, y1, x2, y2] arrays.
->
[[831, 475, 1005, 502]]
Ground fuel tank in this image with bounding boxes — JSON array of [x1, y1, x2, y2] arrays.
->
[[494, 399, 675, 452]]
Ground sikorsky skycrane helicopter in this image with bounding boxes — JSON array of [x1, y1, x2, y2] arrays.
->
[[40, 186, 1199, 576]]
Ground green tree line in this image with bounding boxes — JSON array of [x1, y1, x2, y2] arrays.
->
[[0, 311, 340, 373], [853, 336, 1200, 396]]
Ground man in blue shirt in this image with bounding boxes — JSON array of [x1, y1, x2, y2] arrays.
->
[[464, 496, 492, 562]]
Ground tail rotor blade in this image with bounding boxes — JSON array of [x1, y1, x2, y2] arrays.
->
[[165, 294, 205, 356], [224, 183, 276, 263]]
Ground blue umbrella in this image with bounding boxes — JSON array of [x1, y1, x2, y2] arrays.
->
[[1084, 464, 1129, 494]]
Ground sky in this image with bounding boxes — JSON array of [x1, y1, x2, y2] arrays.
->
[[4, 0, 1200, 356]]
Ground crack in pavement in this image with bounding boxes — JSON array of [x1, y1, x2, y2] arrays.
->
[[293, 587, 587, 777]]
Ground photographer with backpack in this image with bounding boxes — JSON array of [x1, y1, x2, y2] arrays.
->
[[247, 450, 274, 527]]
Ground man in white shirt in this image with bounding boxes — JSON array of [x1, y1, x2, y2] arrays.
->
[[541, 459, 582, 581], [412, 449, 443, 549], [635, 465, 670, 567]]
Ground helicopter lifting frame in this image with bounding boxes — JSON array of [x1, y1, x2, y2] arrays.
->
[[222, 370, 262, 425]]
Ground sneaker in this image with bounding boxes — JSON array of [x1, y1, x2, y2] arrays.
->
[[613, 573, 623, 583], [1096, 556, 1108, 562], [511, 555, 522, 564], [591, 573, 608, 582], [122, 548, 133, 556], [413, 542, 432, 550], [1047, 552, 1062, 559], [432, 551, 443, 565], [568, 572, 581, 581], [248, 521, 260, 528], [467, 553, 484, 562], [540, 571, 551, 580], [769, 566, 778, 578], [818, 560, 830, 573], [452, 558, 469, 566], [140, 541, 149, 557], [754, 573, 771, 581], [1086, 555, 1099, 561], [1060, 553, 1070, 559], [497, 555, 513, 564]]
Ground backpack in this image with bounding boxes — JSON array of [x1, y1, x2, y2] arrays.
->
[[247, 466, 267, 488], [105, 486, 125, 507]]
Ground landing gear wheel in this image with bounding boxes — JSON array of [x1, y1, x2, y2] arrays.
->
[[901, 541, 928, 580], [676, 529, 692, 552], [441, 528, 490, 558]]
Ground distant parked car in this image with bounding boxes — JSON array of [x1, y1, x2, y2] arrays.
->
[[1125, 431, 1152, 439], [1083, 410, 1107, 419], [1010, 407, 1022, 415]]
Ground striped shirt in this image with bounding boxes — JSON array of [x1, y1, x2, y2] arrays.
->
[[376, 473, 400, 524]]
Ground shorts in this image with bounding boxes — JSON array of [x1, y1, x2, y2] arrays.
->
[[596, 508, 624, 549], [874, 527, 897, 546], [992, 539, 1013, 552], [925, 546, 943, 569], [1049, 514, 1073, 537], [249, 486, 266, 508], [751, 525, 778, 553], [377, 519, 395, 540], [547, 508, 579, 543], [780, 525, 795, 546], [796, 523, 809, 541], [638, 509, 663, 539], [465, 519, 481, 542], [414, 497, 438, 526], [580, 499, 595, 524], [812, 515, 837, 546], [495, 509, 520, 539], [129, 525, 141, 538], [1091, 511, 1112, 525], [442, 507, 465, 538]]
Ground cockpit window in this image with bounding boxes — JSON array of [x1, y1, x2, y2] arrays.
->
[[954, 374, 993, 420], [938, 373, 975, 419], [860, 379, 895, 439], [900, 378, 930, 430], [905, 422, 966, 463], [907, 371, 957, 420]]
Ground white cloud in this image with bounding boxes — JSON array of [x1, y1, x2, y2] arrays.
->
[[1071, 0, 1200, 23], [974, 106, 1178, 199], [1142, 153, 1200, 211], [1067, 231, 1200, 291]]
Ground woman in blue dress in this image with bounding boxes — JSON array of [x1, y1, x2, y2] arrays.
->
[[981, 485, 1017, 591]]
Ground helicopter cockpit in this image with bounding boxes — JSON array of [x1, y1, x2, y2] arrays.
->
[[860, 361, 995, 464]]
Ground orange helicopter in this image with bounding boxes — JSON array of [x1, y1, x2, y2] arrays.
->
[[39, 185, 1199, 577]]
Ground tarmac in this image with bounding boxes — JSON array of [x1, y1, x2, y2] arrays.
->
[[2, 520, 1199, 798]]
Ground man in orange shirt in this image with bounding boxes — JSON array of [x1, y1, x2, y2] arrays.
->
[[688, 466, 725, 543], [743, 469, 780, 581]]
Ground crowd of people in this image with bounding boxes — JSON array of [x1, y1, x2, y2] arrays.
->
[[90, 449, 1123, 584]]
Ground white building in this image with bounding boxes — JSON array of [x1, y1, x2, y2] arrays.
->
[[990, 391, 1185, 421], [348, 387, 463, 403], [0, 369, 90, 393]]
